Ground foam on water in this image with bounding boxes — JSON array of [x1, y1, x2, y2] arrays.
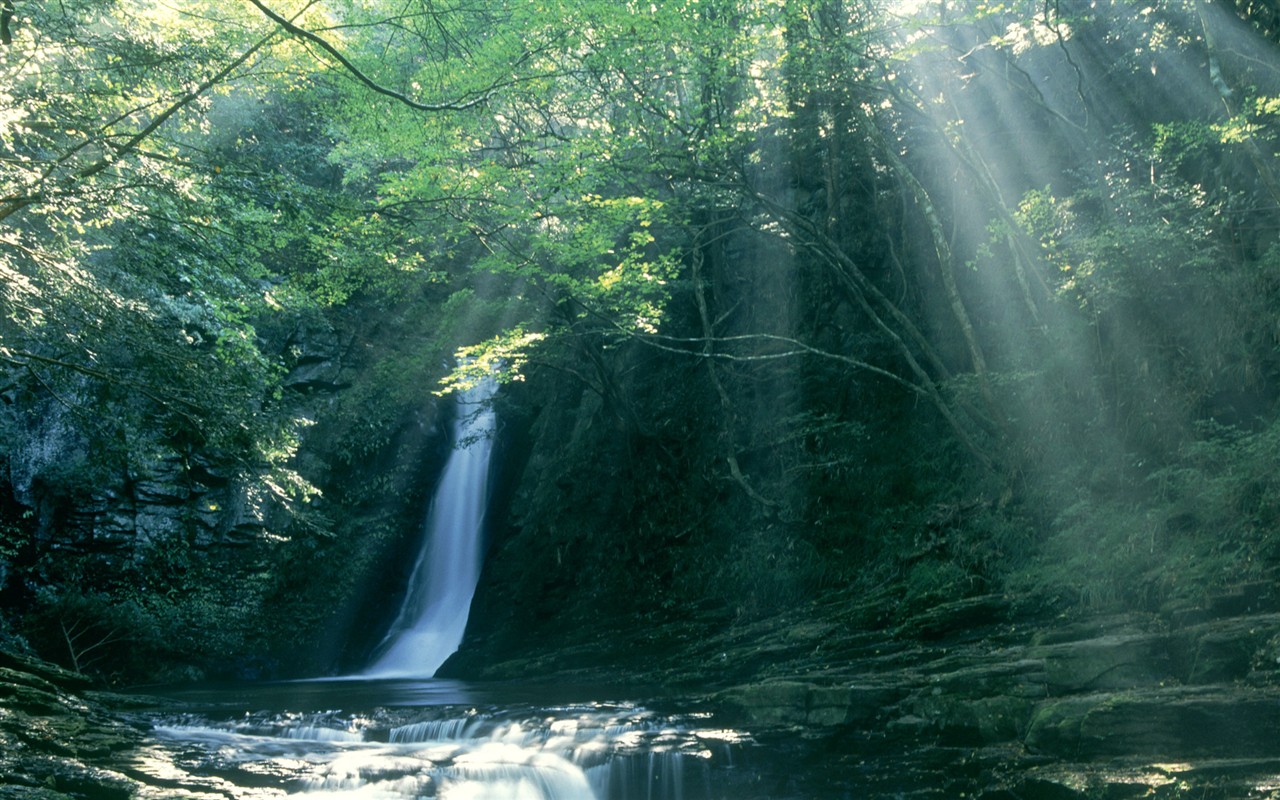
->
[[137, 703, 749, 800]]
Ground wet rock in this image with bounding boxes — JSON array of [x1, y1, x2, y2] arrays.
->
[[1013, 756, 1280, 800], [0, 787, 78, 799], [983, 777, 1088, 800], [0, 755, 134, 800], [0, 651, 144, 799], [716, 680, 901, 727], [1028, 633, 1173, 692], [1025, 686, 1280, 758]]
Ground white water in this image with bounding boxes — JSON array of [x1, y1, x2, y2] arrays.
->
[[134, 702, 748, 800], [365, 377, 498, 678]]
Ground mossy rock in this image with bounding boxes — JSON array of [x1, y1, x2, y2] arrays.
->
[[1028, 633, 1172, 692], [716, 680, 900, 728], [1026, 687, 1280, 758]]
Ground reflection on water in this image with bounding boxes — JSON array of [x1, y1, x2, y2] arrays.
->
[[149, 677, 483, 714], [150, 675, 674, 713], [129, 678, 750, 800]]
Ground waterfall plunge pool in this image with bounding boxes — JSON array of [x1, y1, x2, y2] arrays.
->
[[114, 674, 1246, 799], [126, 677, 757, 800]]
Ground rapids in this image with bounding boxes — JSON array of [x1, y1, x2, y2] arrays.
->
[[128, 679, 750, 800]]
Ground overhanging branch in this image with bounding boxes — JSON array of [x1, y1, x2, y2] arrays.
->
[[246, 0, 502, 112], [0, 7, 298, 224]]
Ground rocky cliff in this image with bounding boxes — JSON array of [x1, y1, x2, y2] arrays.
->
[[0, 304, 456, 682]]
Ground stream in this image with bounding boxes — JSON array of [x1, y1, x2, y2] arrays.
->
[[127, 678, 757, 800]]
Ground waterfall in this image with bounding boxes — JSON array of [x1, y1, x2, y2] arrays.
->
[[365, 376, 498, 678]]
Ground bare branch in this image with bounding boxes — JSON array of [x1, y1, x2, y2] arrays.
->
[[690, 238, 780, 510]]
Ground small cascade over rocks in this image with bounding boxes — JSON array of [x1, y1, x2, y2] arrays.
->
[[366, 376, 499, 678], [135, 702, 749, 800]]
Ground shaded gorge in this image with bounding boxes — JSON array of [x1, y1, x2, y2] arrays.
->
[[4, 0, 1280, 798]]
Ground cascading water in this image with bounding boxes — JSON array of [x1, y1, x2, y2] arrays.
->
[[133, 701, 751, 800], [365, 376, 498, 678]]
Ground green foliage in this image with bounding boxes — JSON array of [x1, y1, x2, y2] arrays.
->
[[1008, 171, 1262, 462], [5, 0, 1280, 683], [1152, 420, 1280, 563]]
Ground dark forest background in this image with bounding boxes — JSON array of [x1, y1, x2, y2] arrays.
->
[[2, 0, 1280, 684]]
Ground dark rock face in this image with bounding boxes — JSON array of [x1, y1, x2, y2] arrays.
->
[[282, 316, 348, 393], [6, 399, 302, 564], [0, 315, 361, 560]]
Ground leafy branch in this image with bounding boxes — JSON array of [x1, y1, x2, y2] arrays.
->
[[0, 347, 206, 426], [0, 5, 299, 224], [246, 0, 522, 113]]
